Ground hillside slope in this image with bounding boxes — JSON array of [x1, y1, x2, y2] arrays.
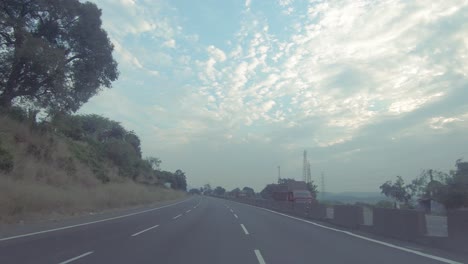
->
[[0, 112, 185, 224]]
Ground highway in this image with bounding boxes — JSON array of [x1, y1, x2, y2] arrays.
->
[[0, 196, 466, 264]]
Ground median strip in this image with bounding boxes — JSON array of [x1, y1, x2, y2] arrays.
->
[[240, 224, 249, 235], [58, 251, 93, 264], [131, 224, 159, 237], [254, 249, 266, 264]]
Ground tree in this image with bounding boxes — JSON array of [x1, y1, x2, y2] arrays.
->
[[307, 181, 319, 198], [213, 186, 226, 196], [173, 169, 187, 191], [189, 188, 201, 195], [124, 131, 141, 158], [0, 0, 118, 112], [379, 176, 412, 206], [203, 184, 212, 195], [242, 186, 255, 197], [145, 157, 161, 171], [203, 183, 211, 191], [436, 160, 468, 209], [375, 200, 394, 209], [260, 184, 276, 200], [230, 187, 241, 197], [278, 178, 295, 184], [103, 138, 140, 178], [407, 169, 447, 200]]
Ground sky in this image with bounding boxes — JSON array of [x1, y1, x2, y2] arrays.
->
[[80, 0, 468, 193]]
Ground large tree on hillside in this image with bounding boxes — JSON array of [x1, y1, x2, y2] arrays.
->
[[0, 0, 118, 112]]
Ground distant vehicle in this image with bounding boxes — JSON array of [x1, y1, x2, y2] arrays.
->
[[272, 180, 315, 204], [289, 190, 314, 203], [238, 191, 247, 198]]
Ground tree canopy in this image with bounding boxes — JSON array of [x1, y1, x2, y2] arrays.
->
[[242, 186, 255, 197], [213, 186, 226, 196], [379, 176, 413, 205], [380, 160, 468, 209], [0, 0, 118, 112]]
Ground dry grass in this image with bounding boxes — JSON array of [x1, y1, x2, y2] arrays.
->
[[0, 176, 185, 224], [0, 115, 185, 224]]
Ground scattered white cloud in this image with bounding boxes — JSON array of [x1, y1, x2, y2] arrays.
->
[[82, 0, 468, 191], [429, 112, 468, 130], [163, 39, 176, 48]]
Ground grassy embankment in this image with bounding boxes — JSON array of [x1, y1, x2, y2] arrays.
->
[[0, 114, 185, 224]]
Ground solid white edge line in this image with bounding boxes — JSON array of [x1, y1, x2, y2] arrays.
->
[[173, 214, 182, 220], [186, 209, 191, 213], [240, 224, 249, 235], [0, 198, 192, 242], [234, 214, 238, 219], [254, 249, 266, 264], [131, 224, 159, 237], [58, 251, 93, 264], [231, 200, 462, 264]]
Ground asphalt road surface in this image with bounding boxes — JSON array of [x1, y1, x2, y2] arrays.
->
[[0, 196, 466, 264]]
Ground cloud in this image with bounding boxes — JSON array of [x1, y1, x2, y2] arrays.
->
[[207, 45, 227, 62], [82, 0, 468, 191], [163, 39, 176, 48]]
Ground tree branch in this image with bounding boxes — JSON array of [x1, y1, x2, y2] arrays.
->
[[0, 32, 13, 45], [65, 54, 83, 64]]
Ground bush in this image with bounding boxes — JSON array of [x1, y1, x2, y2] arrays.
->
[[68, 140, 110, 182], [375, 200, 394, 208], [0, 146, 13, 173], [103, 139, 140, 178], [0, 106, 28, 122]]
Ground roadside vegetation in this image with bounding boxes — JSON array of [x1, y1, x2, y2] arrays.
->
[[0, 0, 187, 224], [0, 106, 187, 224], [379, 160, 468, 209]]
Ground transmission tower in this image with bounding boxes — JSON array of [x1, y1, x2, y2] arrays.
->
[[307, 161, 312, 184], [277, 165, 281, 183], [321, 172, 325, 201], [302, 150, 308, 182]]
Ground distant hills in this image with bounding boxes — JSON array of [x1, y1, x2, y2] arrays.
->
[[318, 192, 391, 204]]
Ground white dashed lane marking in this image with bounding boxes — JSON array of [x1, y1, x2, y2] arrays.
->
[[173, 214, 182, 220], [58, 251, 93, 264], [131, 225, 159, 237], [240, 224, 249, 235], [254, 249, 266, 264]]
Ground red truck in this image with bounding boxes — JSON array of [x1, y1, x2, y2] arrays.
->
[[272, 181, 315, 203]]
